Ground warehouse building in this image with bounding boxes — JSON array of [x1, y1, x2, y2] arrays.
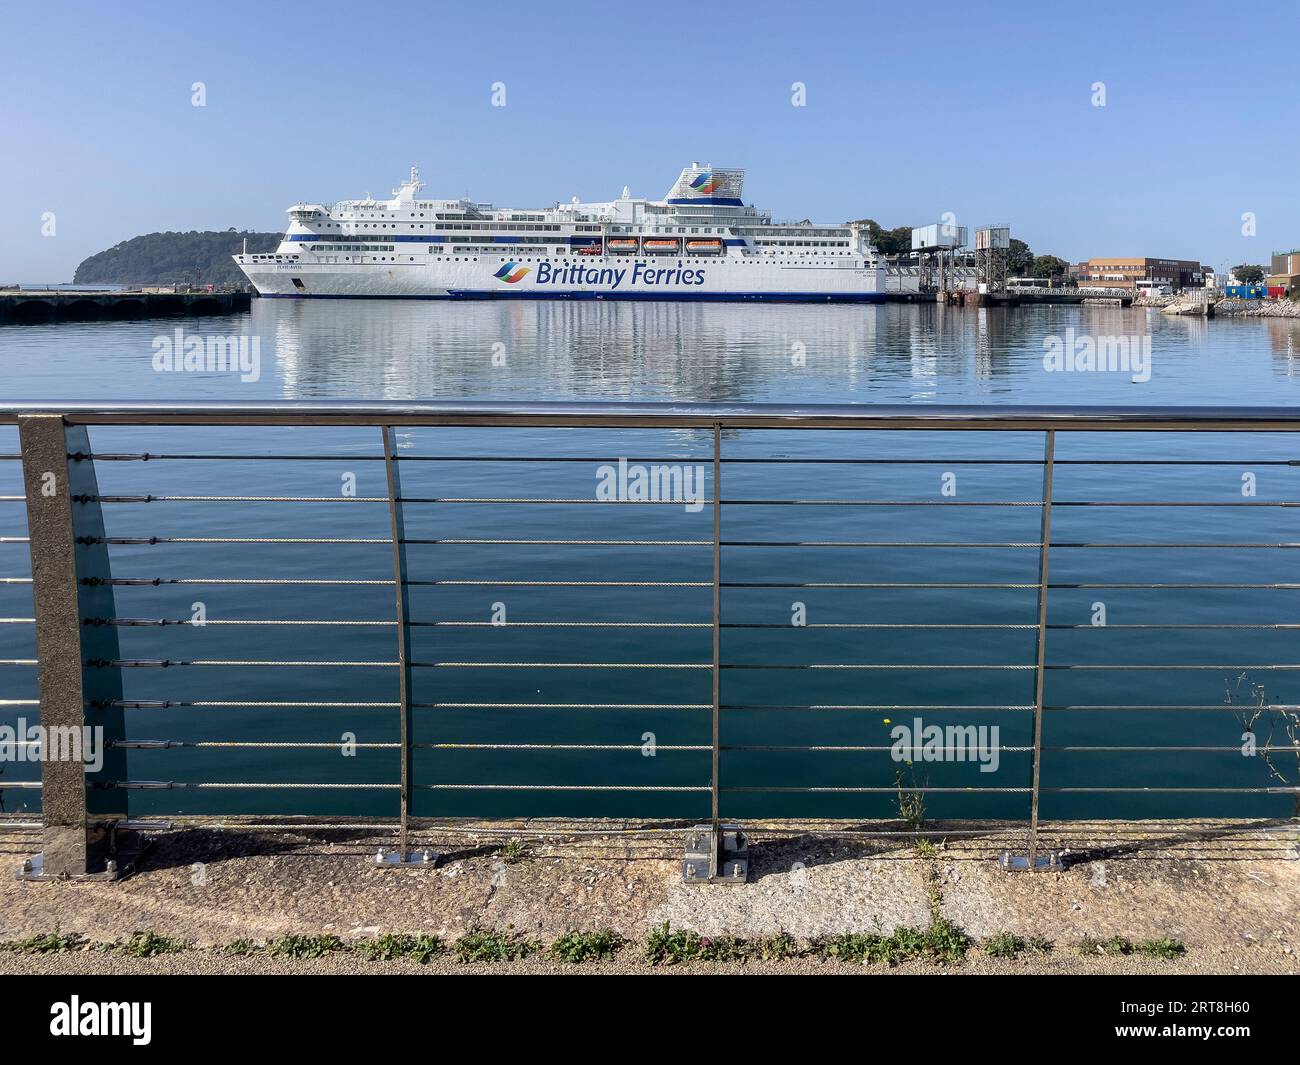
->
[[1266, 249, 1300, 297], [1078, 257, 1206, 291]]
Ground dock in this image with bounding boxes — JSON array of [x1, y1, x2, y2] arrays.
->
[[0, 287, 251, 324], [885, 289, 1136, 308]]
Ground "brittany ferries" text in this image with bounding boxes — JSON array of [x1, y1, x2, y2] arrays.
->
[[533, 261, 707, 288]]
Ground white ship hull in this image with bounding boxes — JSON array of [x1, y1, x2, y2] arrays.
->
[[240, 256, 886, 302]]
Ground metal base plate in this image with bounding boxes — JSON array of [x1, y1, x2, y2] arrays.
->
[[15, 827, 151, 882], [372, 848, 441, 868], [15, 851, 132, 883], [999, 851, 1063, 872], [681, 858, 749, 883], [682, 824, 750, 884]]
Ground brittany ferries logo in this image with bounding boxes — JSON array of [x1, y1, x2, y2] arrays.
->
[[494, 262, 530, 284], [688, 172, 721, 194]]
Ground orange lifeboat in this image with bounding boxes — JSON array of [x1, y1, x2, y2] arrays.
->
[[643, 238, 681, 254], [608, 238, 638, 253], [686, 239, 723, 254]]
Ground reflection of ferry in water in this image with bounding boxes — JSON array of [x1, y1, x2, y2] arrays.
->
[[235, 163, 886, 302]]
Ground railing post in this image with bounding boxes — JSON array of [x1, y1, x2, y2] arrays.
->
[[711, 421, 721, 836], [1003, 428, 1060, 872], [16, 414, 129, 880], [376, 425, 435, 868], [682, 422, 747, 883]]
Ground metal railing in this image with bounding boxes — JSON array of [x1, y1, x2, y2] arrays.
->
[[2, 401, 1299, 879]]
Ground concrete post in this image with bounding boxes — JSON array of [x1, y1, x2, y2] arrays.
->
[[17, 415, 127, 880]]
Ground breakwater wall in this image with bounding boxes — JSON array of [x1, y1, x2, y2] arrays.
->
[[0, 289, 251, 324]]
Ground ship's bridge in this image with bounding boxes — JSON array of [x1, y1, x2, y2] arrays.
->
[[288, 204, 327, 222]]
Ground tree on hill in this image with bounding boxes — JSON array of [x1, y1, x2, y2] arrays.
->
[[73, 230, 281, 286]]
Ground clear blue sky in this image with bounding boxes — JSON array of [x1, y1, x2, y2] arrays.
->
[[2, 0, 1295, 281]]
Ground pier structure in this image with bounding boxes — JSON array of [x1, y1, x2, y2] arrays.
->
[[882, 287, 1138, 307], [0, 288, 251, 324]]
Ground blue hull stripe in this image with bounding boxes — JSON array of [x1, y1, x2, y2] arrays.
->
[[257, 290, 887, 303]]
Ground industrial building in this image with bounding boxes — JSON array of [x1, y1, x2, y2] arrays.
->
[[1266, 249, 1300, 297], [1077, 257, 1207, 292], [883, 222, 1013, 299]]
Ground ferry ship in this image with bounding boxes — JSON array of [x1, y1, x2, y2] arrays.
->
[[235, 164, 886, 302]]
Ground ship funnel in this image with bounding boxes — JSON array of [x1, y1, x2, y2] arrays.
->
[[665, 164, 744, 205]]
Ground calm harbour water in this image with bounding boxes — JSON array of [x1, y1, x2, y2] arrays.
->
[[2, 300, 1300, 823]]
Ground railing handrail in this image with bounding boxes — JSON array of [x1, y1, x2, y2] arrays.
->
[[4, 401, 1300, 430]]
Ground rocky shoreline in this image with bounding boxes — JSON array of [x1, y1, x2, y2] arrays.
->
[[1131, 294, 1300, 318], [1212, 297, 1300, 318]]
